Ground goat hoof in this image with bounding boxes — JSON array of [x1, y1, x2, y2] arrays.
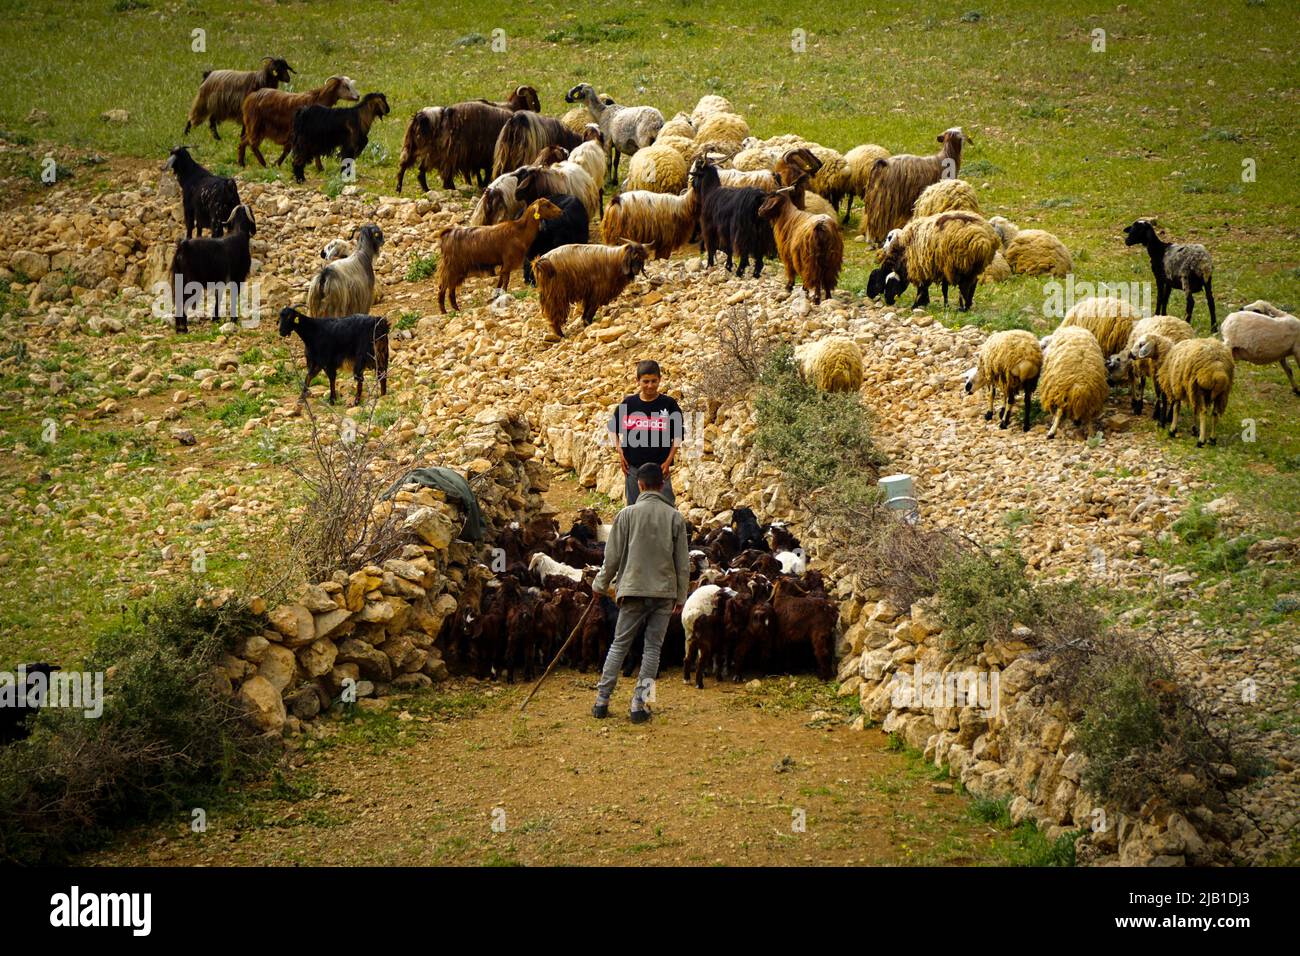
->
[[983, 410, 993, 421], [998, 419, 1009, 430]]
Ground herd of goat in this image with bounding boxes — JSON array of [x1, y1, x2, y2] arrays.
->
[[448, 507, 838, 687], [163, 59, 1300, 434]]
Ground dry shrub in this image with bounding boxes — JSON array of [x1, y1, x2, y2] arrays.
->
[[695, 304, 777, 408]]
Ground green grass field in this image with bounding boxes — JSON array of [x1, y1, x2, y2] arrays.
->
[[0, 0, 1296, 666]]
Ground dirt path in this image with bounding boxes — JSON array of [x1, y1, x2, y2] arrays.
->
[[88, 669, 1008, 867]]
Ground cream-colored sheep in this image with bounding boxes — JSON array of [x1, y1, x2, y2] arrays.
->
[[1221, 302, 1300, 396], [980, 250, 1012, 284], [794, 336, 863, 392], [1108, 315, 1194, 413], [690, 95, 733, 127], [1155, 338, 1234, 446], [1059, 295, 1142, 356], [654, 134, 697, 161], [988, 216, 1072, 277], [843, 144, 890, 224], [658, 111, 696, 140], [912, 178, 980, 218], [1038, 325, 1107, 440], [965, 329, 1043, 431], [625, 142, 688, 194], [694, 112, 749, 149], [869, 210, 999, 311]]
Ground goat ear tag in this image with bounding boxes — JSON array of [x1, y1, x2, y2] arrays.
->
[[533, 211, 540, 220]]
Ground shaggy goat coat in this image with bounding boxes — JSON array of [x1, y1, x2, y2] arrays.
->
[[1038, 325, 1107, 439], [436, 198, 562, 312], [601, 188, 699, 258], [757, 189, 843, 304], [1059, 295, 1142, 357], [184, 57, 293, 139], [306, 224, 383, 318], [1156, 338, 1234, 445], [491, 111, 582, 178], [533, 242, 650, 336], [794, 337, 864, 392], [239, 75, 359, 167], [397, 101, 515, 192], [863, 127, 967, 242]]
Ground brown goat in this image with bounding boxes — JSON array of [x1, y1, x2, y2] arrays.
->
[[757, 185, 843, 303], [771, 579, 838, 680], [436, 198, 563, 313], [533, 242, 650, 336], [492, 112, 583, 178], [477, 85, 541, 113], [183, 56, 294, 140], [239, 75, 359, 167], [863, 127, 968, 242], [397, 100, 522, 193], [533, 145, 570, 166]]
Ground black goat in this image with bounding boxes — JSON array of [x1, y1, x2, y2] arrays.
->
[[523, 194, 589, 285], [289, 92, 391, 183], [690, 158, 775, 278], [162, 146, 241, 239], [1, 663, 60, 745], [731, 506, 767, 552], [278, 306, 390, 405], [169, 204, 256, 333]]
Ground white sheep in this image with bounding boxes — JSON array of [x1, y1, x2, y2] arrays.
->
[[1106, 315, 1194, 414], [793, 336, 864, 392], [565, 83, 664, 184], [528, 551, 584, 583], [1058, 295, 1142, 357], [305, 224, 384, 318], [1221, 301, 1300, 396], [1155, 338, 1234, 446], [775, 550, 807, 575], [965, 329, 1044, 431]]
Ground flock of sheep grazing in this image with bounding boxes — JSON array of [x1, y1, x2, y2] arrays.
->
[[445, 508, 837, 686], [168, 59, 1300, 441]]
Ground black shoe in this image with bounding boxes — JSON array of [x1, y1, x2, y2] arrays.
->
[[629, 708, 651, 724], [592, 703, 609, 719]]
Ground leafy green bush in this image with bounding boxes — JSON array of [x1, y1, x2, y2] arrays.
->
[[0, 590, 271, 865], [405, 254, 438, 283]]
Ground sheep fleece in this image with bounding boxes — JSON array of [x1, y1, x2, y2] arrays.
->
[[1038, 326, 1108, 425]]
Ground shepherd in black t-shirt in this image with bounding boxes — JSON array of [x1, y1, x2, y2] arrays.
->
[[608, 360, 683, 505]]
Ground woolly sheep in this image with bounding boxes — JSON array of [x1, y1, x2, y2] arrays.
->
[[658, 111, 696, 140], [803, 145, 850, 214], [690, 95, 733, 128], [694, 112, 749, 150], [988, 217, 1072, 277], [565, 83, 665, 184], [561, 92, 614, 133], [966, 329, 1043, 431], [1107, 315, 1194, 414], [625, 142, 688, 194], [1155, 338, 1234, 446], [1124, 218, 1217, 331], [867, 210, 998, 311], [1058, 295, 1142, 357], [653, 134, 697, 162], [1221, 302, 1300, 396], [842, 143, 890, 223], [980, 250, 1012, 284], [912, 178, 980, 218], [794, 336, 864, 393], [1038, 325, 1108, 440]]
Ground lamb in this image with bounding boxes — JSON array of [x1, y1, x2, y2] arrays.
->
[[1037, 325, 1108, 440], [980, 250, 1012, 284], [564, 83, 664, 184], [775, 550, 808, 575], [757, 186, 843, 304], [691, 159, 776, 278], [601, 188, 699, 259], [288, 92, 391, 183], [396, 102, 513, 193], [529, 552, 584, 584], [912, 178, 980, 218], [306, 224, 384, 318], [161, 146, 241, 239], [1220, 302, 1300, 396], [964, 329, 1043, 431], [863, 127, 969, 242], [842, 143, 890, 223], [793, 336, 864, 393], [770, 578, 838, 680], [1124, 218, 1217, 331], [183, 56, 294, 140], [533, 145, 570, 166], [277, 306, 389, 406], [523, 194, 589, 285], [987, 216, 1073, 277], [1107, 315, 1194, 414], [435, 198, 563, 313], [533, 242, 650, 336], [866, 210, 997, 311], [238, 75, 360, 167], [1058, 295, 1142, 357], [168, 204, 256, 333], [682, 584, 732, 688], [1125, 332, 1180, 423], [625, 143, 688, 194], [320, 238, 352, 261], [1155, 338, 1234, 446], [768, 521, 800, 553], [491, 111, 583, 179]]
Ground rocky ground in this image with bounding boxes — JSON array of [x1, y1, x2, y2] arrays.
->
[[0, 149, 1294, 864]]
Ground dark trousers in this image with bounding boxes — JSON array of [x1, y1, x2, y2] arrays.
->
[[624, 472, 675, 506]]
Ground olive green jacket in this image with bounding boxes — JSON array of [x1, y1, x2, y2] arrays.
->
[[591, 489, 690, 605]]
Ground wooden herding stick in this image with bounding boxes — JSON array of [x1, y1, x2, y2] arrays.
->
[[518, 593, 600, 713]]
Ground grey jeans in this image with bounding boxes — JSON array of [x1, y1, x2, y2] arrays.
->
[[624, 472, 675, 506], [595, 596, 674, 712]]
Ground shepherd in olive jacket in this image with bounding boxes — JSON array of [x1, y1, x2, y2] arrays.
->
[[590, 463, 690, 723]]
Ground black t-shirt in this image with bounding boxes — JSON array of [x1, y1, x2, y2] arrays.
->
[[608, 393, 683, 468]]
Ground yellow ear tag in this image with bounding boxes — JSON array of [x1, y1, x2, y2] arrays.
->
[[534, 211, 540, 220]]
